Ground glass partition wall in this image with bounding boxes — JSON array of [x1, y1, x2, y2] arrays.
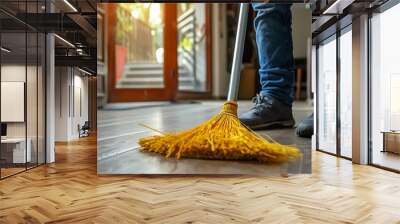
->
[[316, 25, 353, 159], [339, 27, 352, 159], [0, 2, 46, 179], [314, 0, 400, 172], [370, 2, 400, 172]]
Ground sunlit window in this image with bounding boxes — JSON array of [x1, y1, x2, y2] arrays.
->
[[370, 3, 400, 171], [317, 36, 337, 154], [339, 28, 352, 158]]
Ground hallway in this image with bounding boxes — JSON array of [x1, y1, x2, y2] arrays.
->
[[1, 135, 400, 223]]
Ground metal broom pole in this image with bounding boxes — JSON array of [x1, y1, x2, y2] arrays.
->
[[227, 3, 250, 101]]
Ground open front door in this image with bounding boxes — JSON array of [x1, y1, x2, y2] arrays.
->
[[107, 3, 177, 102]]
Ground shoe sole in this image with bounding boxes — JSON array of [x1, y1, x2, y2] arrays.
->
[[247, 120, 295, 130]]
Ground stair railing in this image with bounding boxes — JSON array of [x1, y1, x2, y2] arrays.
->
[[178, 8, 197, 88]]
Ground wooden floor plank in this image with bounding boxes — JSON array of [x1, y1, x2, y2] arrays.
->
[[0, 134, 400, 223]]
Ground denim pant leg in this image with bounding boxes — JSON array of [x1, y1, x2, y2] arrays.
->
[[252, 3, 294, 106]]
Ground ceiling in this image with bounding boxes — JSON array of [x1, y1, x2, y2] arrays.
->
[[0, 0, 97, 73]]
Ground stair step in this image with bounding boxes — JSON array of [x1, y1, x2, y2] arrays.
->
[[117, 79, 164, 87], [124, 63, 187, 71], [122, 77, 163, 82], [123, 69, 190, 78], [116, 83, 164, 89], [124, 63, 163, 70], [117, 62, 195, 89], [118, 76, 193, 83], [178, 85, 197, 91], [116, 82, 197, 90], [124, 70, 163, 78]]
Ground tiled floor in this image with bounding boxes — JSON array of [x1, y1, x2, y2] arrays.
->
[[97, 101, 312, 175]]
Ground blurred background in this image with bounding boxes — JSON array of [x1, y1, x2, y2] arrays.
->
[[97, 3, 312, 105]]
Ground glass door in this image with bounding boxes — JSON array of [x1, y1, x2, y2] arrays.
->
[[106, 3, 178, 102], [370, 2, 400, 172], [0, 1, 46, 179], [1, 31, 27, 177], [176, 4, 212, 97]]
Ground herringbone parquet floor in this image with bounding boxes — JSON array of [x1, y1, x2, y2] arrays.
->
[[1, 135, 400, 224]]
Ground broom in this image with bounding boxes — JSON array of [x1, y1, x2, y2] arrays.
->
[[139, 3, 301, 163]]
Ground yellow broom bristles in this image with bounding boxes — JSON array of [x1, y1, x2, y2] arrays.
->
[[138, 101, 302, 163]]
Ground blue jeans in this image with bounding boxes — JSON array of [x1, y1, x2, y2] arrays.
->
[[252, 3, 294, 106]]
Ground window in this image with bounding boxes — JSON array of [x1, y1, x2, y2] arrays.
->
[[339, 27, 352, 158], [317, 35, 337, 154], [316, 24, 353, 159], [370, 3, 400, 171]]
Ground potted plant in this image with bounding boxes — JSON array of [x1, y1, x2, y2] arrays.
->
[[114, 5, 133, 82], [114, 4, 153, 83]]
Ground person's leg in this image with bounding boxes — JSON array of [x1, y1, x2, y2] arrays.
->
[[239, 3, 295, 129], [253, 3, 294, 105]]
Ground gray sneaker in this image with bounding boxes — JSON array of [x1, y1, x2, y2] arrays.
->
[[239, 94, 295, 130]]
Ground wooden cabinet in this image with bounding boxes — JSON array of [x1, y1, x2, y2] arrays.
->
[[382, 132, 400, 154]]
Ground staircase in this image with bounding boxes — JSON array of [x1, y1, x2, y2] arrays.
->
[[116, 63, 196, 90]]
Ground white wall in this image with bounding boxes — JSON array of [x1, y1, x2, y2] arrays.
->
[[55, 67, 69, 141], [1, 82, 25, 122], [1, 63, 46, 163], [292, 4, 312, 59], [211, 4, 228, 98], [1, 65, 26, 81], [55, 67, 89, 141], [1, 65, 35, 137], [72, 73, 89, 138]]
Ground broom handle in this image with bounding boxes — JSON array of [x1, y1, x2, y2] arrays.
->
[[227, 3, 249, 101]]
